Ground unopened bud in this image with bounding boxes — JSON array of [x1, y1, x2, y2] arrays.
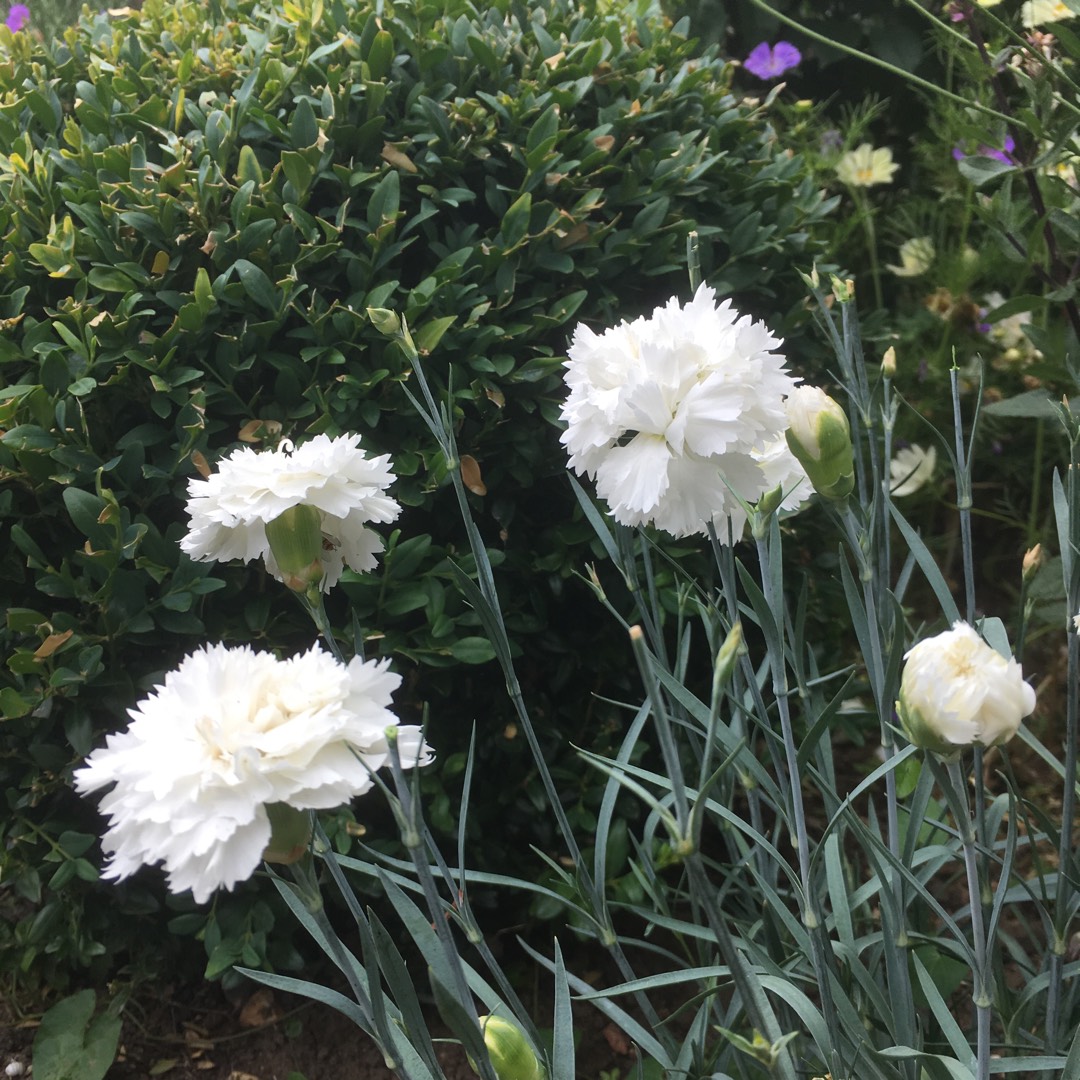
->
[[784, 385, 854, 501], [714, 621, 745, 693], [473, 1016, 544, 1080], [1022, 544, 1043, 583], [367, 306, 402, 336], [882, 346, 897, 378]]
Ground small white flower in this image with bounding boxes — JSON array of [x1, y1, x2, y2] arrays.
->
[[1022, 0, 1074, 25], [181, 433, 400, 592], [835, 143, 899, 188], [898, 622, 1035, 752], [560, 285, 800, 538], [889, 444, 937, 496], [75, 643, 432, 903], [886, 237, 935, 278], [1072, 613, 1080, 634]]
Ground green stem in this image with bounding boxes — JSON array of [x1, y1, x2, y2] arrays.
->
[[931, 756, 992, 1080], [297, 586, 345, 662], [753, 523, 842, 1063], [855, 189, 884, 312]]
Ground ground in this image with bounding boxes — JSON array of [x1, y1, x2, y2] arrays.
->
[[2, 979, 633, 1080]]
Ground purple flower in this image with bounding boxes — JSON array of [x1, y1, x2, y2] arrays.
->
[[5, 3, 28, 29], [744, 41, 802, 80], [952, 135, 1016, 164]]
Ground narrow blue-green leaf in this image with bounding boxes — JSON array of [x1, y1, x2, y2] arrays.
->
[[236, 968, 371, 1030], [569, 473, 621, 568], [825, 834, 854, 950], [268, 873, 365, 989], [890, 503, 962, 623], [593, 701, 650, 923], [519, 940, 672, 1068], [757, 975, 833, 1067], [912, 953, 971, 1064], [368, 911, 442, 1077], [551, 939, 575, 1080], [1061, 1015, 1080, 1080], [1054, 469, 1071, 589], [877, 1045, 975, 1080]]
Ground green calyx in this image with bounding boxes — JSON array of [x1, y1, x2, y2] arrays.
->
[[785, 410, 854, 501], [265, 504, 325, 591]]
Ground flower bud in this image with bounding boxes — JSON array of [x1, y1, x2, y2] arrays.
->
[[367, 306, 402, 337], [784, 386, 854, 500], [881, 345, 897, 378], [473, 1016, 543, 1080], [1022, 544, 1043, 583], [897, 621, 1035, 756]]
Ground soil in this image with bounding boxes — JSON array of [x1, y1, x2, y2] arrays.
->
[[2, 979, 634, 1080]]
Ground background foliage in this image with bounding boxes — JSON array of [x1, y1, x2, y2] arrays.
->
[[0, 0, 836, 988]]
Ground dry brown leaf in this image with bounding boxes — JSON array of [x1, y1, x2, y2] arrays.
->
[[239, 988, 280, 1028], [593, 134, 615, 152], [190, 449, 211, 479], [460, 454, 487, 496], [602, 1022, 634, 1056], [381, 142, 418, 173], [34, 630, 73, 660], [556, 221, 589, 250], [200, 233, 217, 256]]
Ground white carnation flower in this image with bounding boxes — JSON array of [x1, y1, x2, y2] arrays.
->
[[560, 285, 800, 538], [897, 622, 1035, 753], [181, 433, 400, 591], [889, 444, 937, 497], [74, 643, 432, 903]]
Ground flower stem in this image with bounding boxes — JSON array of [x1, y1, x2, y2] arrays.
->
[[297, 586, 346, 662], [930, 756, 992, 1080], [752, 522, 842, 1060]]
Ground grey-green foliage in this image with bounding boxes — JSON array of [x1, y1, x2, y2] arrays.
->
[[0, 0, 834, 985]]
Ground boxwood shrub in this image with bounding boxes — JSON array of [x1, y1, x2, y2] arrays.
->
[[0, 0, 834, 985]]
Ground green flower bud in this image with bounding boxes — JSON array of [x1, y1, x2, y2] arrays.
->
[[367, 306, 402, 337], [262, 803, 312, 865], [784, 385, 854, 501], [473, 1016, 544, 1080], [264, 504, 324, 592]]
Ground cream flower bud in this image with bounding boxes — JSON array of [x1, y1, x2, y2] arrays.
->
[[474, 1016, 544, 1080], [897, 622, 1035, 755], [1022, 544, 1044, 583], [881, 346, 897, 378], [784, 386, 854, 500]]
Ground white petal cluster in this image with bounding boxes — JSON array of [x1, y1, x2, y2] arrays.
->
[[889, 444, 937, 497], [74, 643, 432, 903], [560, 285, 806, 538], [899, 622, 1035, 752], [181, 433, 400, 591]]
